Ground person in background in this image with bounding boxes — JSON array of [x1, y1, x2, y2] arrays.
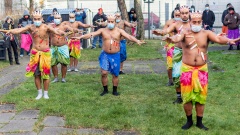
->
[[171, 3, 180, 18], [224, 6, 240, 50], [18, 10, 33, 57], [47, 8, 58, 23], [92, 8, 107, 49], [3, 16, 20, 65], [189, 5, 195, 13], [73, 8, 86, 24], [202, 4, 215, 44], [221, 3, 232, 34], [202, 4, 215, 32], [128, 8, 137, 36], [73, 8, 87, 50]]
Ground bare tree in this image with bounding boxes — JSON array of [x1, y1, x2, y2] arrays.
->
[[4, 0, 13, 15], [134, 0, 144, 40], [117, 0, 129, 21]]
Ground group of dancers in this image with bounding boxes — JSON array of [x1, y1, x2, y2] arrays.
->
[[152, 5, 239, 130], [0, 5, 238, 130]]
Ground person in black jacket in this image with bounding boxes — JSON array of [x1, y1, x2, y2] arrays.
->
[[202, 4, 215, 31], [128, 8, 138, 36], [3, 17, 20, 65], [91, 8, 107, 49], [221, 3, 232, 34]]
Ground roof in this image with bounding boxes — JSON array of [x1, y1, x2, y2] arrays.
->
[[41, 8, 74, 15]]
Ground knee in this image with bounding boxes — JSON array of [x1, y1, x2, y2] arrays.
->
[[101, 71, 108, 77]]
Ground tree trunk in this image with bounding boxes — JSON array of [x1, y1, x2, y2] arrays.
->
[[29, 0, 34, 13], [4, 0, 12, 15], [117, 0, 131, 35], [134, 0, 145, 40]]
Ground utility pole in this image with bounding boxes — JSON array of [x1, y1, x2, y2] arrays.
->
[[144, 0, 154, 39]]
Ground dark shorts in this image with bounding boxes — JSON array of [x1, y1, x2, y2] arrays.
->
[[120, 40, 127, 62]]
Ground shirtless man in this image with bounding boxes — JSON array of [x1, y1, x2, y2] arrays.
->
[[153, 6, 191, 104], [114, 11, 137, 74], [165, 11, 240, 130], [153, 9, 181, 86], [0, 11, 65, 100], [49, 12, 80, 83], [66, 12, 94, 72], [72, 15, 144, 96]]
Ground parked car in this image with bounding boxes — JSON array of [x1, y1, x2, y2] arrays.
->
[[143, 12, 160, 30]]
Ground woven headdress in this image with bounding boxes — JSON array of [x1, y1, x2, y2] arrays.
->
[[190, 11, 202, 19], [69, 12, 75, 16], [180, 5, 189, 12], [107, 14, 116, 19], [33, 10, 42, 16]]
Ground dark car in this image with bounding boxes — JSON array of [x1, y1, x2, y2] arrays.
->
[[143, 12, 160, 30]]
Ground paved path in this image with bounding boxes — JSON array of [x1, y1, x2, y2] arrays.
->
[[0, 45, 232, 135]]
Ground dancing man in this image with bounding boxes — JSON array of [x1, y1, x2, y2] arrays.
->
[[72, 15, 144, 96], [165, 11, 240, 130], [0, 11, 66, 100]]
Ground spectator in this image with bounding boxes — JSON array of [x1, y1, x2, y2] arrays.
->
[[221, 3, 232, 34], [47, 8, 58, 23], [224, 6, 240, 50], [128, 8, 137, 36], [171, 4, 180, 18], [202, 4, 215, 31], [3, 17, 20, 65], [190, 5, 195, 13], [73, 8, 86, 24], [18, 10, 33, 57], [91, 8, 107, 49]]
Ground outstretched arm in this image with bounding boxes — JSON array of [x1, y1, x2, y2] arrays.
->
[[163, 32, 185, 43], [77, 22, 95, 28], [71, 28, 102, 40], [64, 25, 79, 33], [152, 22, 176, 36], [0, 25, 31, 34], [207, 30, 239, 45], [124, 20, 136, 28], [119, 29, 143, 45], [47, 25, 66, 36]]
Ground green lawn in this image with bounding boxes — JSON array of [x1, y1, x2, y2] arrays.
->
[[0, 60, 10, 71], [1, 41, 240, 134]]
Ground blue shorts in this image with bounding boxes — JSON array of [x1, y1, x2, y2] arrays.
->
[[99, 51, 120, 76], [120, 40, 127, 62]]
